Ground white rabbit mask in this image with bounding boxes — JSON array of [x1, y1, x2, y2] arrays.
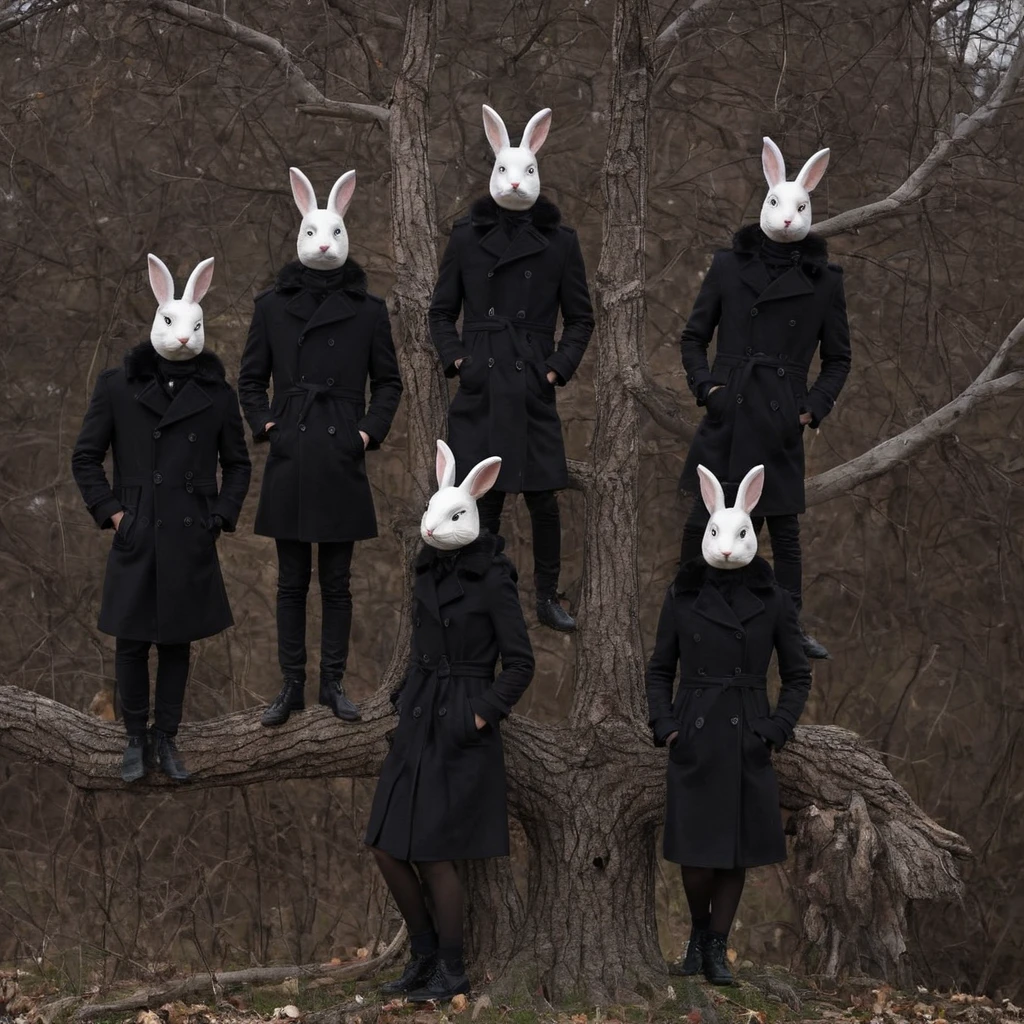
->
[[148, 254, 214, 362], [482, 104, 552, 211], [290, 166, 356, 269], [697, 464, 765, 570], [421, 440, 502, 551], [759, 137, 830, 243]]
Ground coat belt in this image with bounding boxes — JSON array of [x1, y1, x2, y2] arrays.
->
[[412, 655, 495, 680], [713, 351, 808, 392], [283, 382, 365, 424], [463, 318, 552, 335], [679, 673, 766, 690]]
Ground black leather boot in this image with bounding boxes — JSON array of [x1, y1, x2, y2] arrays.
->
[[121, 735, 146, 783], [406, 957, 471, 1002], [799, 625, 831, 660], [380, 953, 437, 996], [668, 925, 706, 976], [261, 679, 305, 727], [536, 595, 576, 632], [318, 679, 361, 722], [702, 933, 735, 986], [152, 730, 190, 783]]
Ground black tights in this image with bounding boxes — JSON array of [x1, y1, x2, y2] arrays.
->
[[477, 489, 561, 598], [371, 848, 465, 967], [680, 865, 747, 936]]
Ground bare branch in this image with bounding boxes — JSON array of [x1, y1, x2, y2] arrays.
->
[[0, 0, 76, 34], [623, 365, 697, 441], [816, 33, 1024, 236], [807, 316, 1024, 505], [325, 0, 405, 32], [149, 0, 391, 125], [656, 0, 723, 46]]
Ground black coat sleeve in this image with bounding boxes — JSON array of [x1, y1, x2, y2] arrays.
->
[[237, 301, 274, 441], [213, 387, 252, 532], [71, 371, 122, 529], [679, 252, 726, 404], [471, 560, 535, 726], [645, 586, 681, 746], [756, 589, 812, 751], [358, 303, 403, 449], [804, 270, 852, 428], [428, 230, 467, 378], [546, 229, 594, 386]]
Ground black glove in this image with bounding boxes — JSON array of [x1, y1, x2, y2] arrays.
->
[[209, 514, 224, 540]]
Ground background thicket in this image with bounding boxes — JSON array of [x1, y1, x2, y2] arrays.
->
[[1, 0, 1022, 1000]]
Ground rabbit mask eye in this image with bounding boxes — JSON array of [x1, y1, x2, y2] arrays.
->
[[451, 510, 466, 521], [194, 321, 202, 331], [768, 196, 778, 207], [306, 229, 314, 236], [333, 227, 341, 236], [527, 166, 536, 174], [798, 203, 807, 212], [740, 528, 747, 538], [163, 315, 171, 326], [498, 165, 506, 173], [710, 526, 717, 537]]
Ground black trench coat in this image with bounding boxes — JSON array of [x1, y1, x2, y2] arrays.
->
[[428, 196, 594, 493], [364, 534, 535, 861], [238, 261, 403, 542], [679, 225, 852, 515], [71, 344, 251, 645], [645, 557, 812, 869]]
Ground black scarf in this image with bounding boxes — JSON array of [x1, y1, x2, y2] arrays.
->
[[300, 265, 351, 298], [155, 353, 198, 397], [760, 235, 806, 281], [497, 206, 532, 240]]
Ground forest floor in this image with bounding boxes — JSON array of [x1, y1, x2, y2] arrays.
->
[[1, 960, 1020, 1024]]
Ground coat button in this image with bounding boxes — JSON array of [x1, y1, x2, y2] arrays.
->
[[188, 432, 197, 442], [750, 307, 759, 317], [152, 429, 161, 439], [745, 346, 753, 355], [695, 717, 705, 729], [695, 689, 702, 697], [328, 426, 336, 435], [515, 360, 523, 371], [488, 357, 495, 367], [413, 707, 422, 718], [731, 716, 739, 726], [525, 270, 532, 279], [692, 632, 701, 642], [698, 667, 706, 676], [439, 707, 447, 717], [516, 310, 526, 319], [328, 338, 335, 346], [770, 400, 780, 411], [184, 516, 193, 526], [734, 631, 743, 639], [421, 653, 429, 662], [185, 471, 193, 480], [487, 271, 494, 278], [152, 472, 162, 484], [789, 319, 797, 326], [326, 377, 335, 386], [299, 423, 307, 431], [186, 483, 194, 493], [155, 519, 163, 527], [736, 395, 744, 404], [734, 667, 742, 675], [488, 307, 495, 316], [777, 367, 786, 377], [443, 618, 450, 627], [414, 617, 421, 627], [300, 374, 306, 381]]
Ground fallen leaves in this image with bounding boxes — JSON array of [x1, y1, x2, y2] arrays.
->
[[449, 994, 468, 1014], [270, 1006, 301, 1021]]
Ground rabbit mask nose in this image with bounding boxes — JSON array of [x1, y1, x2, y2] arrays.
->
[[177, 337, 190, 345], [720, 550, 732, 559], [783, 219, 792, 226], [510, 181, 520, 189], [319, 245, 330, 252], [425, 528, 434, 537]]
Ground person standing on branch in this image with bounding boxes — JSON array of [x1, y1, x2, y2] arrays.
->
[[72, 254, 251, 783], [365, 440, 534, 1002], [646, 464, 812, 986], [677, 137, 852, 659], [429, 104, 594, 633], [239, 167, 403, 728]]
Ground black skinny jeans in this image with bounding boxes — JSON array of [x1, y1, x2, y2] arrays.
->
[[275, 539, 355, 685], [680, 500, 802, 613], [477, 489, 561, 598], [115, 638, 191, 737]]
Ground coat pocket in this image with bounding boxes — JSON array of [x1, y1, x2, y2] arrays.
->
[[459, 697, 486, 746], [111, 508, 137, 550], [457, 352, 489, 393], [705, 383, 731, 423]]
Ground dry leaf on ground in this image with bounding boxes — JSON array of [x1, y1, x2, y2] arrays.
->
[[470, 996, 491, 1021], [449, 994, 468, 1014]]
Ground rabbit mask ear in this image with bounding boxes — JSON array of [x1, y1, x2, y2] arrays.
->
[[182, 257, 215, 304], [697, 464, 726, 515], [795, 147, 830, 192], [761, 137, 787, 189], [462, 456, 502, 499], [520, 107, 552, 153], [435, 439, 457, 490], [482, 104, 511, 156], [289, 167, 318, 216], [148, 253, 175, 306], [327, 170, 357, 217], [735, 464, 765, 514]]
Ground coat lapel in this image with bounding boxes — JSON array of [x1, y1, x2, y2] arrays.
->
[[284, 290, 358, 331], [492, 225, 549, 271], [730, 585, 765, 624], [479, 226, 509, 260], [435, 571, 465, 611], [134, 380, 170, 420], [738, 257, 770, 298], [157, 379, 213, 428], [691, 584, 742, 631], [755, 266, 815, 306], [414, 569, 443, 625]]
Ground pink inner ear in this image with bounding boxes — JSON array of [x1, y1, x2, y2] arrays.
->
[[289, 168, 317, 216], [466, 458, 501, 498], [147, 255, 174, 305], [738, 470, 764, 513], [330, 172, 356, 217], [697, 467, 723, 514], [762, 137, 786, 187], [482, 105, 509, 154], [436, 446, 451, 488], [797, 149, 830, 192], [522, 109, 552, 153]]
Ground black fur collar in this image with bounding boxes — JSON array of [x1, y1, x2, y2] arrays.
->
[[415, 531, 506, 579], [732, 223, 828, 265], [274, 259, 368, 296], [673, 555, 776, 594], [124, 342, 226, 383], [470, 195, 562, 231]]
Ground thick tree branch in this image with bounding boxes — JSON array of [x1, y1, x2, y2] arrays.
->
[[148, 0, 390, 125], [0, 0, 76, 34], [816, 32, 1024, 237], [623, 365, 697, 441], [807, 315, 1024, 505], [656, 0, 723, 46], [325, 0, 405, 32]]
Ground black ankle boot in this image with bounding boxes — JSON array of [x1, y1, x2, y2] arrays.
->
[[406, 957, 470, 1002], [669, 925, 707, 976], [261, 679, 305, 727], [702, 933, 735, 985], [318, 679, 361, 722], [152, 730, 190, 782], [536, 595, 576, 632], [799, 625, 831, 660], [380, 953, 437, 995], [121, 735, 146, 783]]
